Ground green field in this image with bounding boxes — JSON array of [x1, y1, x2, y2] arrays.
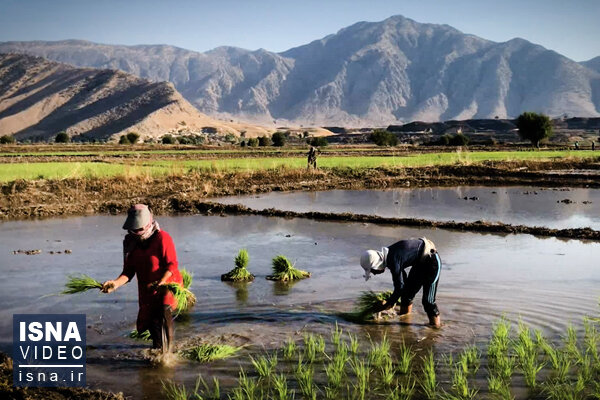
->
[[0, 150, 597, 182]]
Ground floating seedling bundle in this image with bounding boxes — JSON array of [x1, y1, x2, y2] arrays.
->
[[181, 343, 241, 363], [266, 255, 311, 282], [221, 249, 255, 282], [62, 274, 103, 294]]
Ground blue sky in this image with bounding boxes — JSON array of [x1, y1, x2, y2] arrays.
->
[[0, 0, 598, 62]]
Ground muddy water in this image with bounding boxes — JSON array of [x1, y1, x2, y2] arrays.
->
[[1, 214, 599, 399], [212, 186, 600, 229]]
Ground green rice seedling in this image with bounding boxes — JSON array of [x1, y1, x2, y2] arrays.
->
[[517, 352, 544, 389], [563, 324, 581, 362], [494, 354, 514, 381], [368, 334, 391, 369], [295, 360, 316, 400], [325, 359, 344, 390], [579, 354, 593, 383], [584, 319, 599, 363], [487, 376, 514, 400], [348, 332, 360, 357], [386, 377, 416, 400], [380, 357, 395, 388], [271, 373, 291, 400], [182, 343, 241, 363], [459, 346, 480, 374], [303, 333, 318, 363], [161, 380, 189, 400], [397, 340, 415, 375], [235, 368, 259, 400], [516, 321, 536, 356], [181, 268, 193, 289], [266, 255, 310, 282], [332, 322, 343, 349], [554, 351, 571, 382], [448, 364, 478, 400], [316, 335, 326, 355], [543, 375, 586, 400], [129, 329, 151, 341], [62, 274, 102, 294], [250, 353, 277, 380], [221, 249, 255, 282], [420, 351, 437, 400], [350, 359, 370, 400], [283, 337, 297, 360], [193, 375, 221, 400]]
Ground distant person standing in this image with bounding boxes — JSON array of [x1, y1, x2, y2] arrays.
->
[[307, 146, 318, 169], [592, 141, 596, 151], [575, 141, 580, 150]]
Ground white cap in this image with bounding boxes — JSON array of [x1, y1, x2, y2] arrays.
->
[[360, 250, 385, 281]]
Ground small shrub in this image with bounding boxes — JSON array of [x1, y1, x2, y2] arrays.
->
[[126, 132, 140, 144], [0, 135, 16, 144], [247, 138, 259, 147], [370, 129, 398, 146], [119, 135, 130, 145], [161, 135, 175, 144], [240, 140, 246, 147], [272, 131, 286, 147], [55, 131, 70, 143], [258, 136, 272, 147], [450, 133, 470, 146], [309, 137, 329, 147]]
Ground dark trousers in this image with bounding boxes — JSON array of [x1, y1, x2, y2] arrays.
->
[[147, 305, 174, 353], [400, 252, 441, 317]]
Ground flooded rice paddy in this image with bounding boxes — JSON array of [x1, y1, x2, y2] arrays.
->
[[1, 198, 599, 398], [213, 186, 600, 230]]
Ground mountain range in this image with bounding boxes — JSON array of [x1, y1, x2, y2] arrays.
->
[[0, 53, 272, 140], [1, 15, 599, 126]]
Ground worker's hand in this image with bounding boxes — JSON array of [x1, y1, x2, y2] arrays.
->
[[101, 280, 116, 294], [147, 280, 165, 290]]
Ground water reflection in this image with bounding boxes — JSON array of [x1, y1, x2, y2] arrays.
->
[[212, 187, 600, 229]]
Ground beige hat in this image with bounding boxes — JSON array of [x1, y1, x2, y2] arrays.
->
[[122, 204, 152, 230]]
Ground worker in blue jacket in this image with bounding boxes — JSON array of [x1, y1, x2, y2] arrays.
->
[[360, 237, 441, 328]]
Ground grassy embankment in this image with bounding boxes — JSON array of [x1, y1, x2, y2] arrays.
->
[[0, 150, 597, 182]]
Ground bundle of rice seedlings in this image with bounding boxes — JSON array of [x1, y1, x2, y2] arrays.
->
[[61, 274, 103, 294], [182, 343, 241, 363], [163, 281, 196, 316], [129, 329, 152, 341], [182, 268, 193, 289], [350, 291, 401, 321], [221, 249, 255, 282], [266, 255, 311, 282]]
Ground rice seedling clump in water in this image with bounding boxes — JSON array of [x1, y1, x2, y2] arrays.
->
[[129, 329, 151, 341], [182, 344, 241, 363], [266, 255, 311, 282], [62, 274, 103, 294], [221, 249, 255, 282]]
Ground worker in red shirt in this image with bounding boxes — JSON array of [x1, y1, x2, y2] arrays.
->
[[101, 204, 183, 353]]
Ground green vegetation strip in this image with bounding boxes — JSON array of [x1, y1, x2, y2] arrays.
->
[[1, 150, 598, 182], [163, 311, 600, 400]]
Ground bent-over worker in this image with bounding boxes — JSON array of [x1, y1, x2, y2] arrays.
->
[[360, 237, 441, 328], [101, 204, 183, 352]]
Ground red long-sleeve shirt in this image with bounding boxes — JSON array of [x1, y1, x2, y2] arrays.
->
[[121, 230, 182, 313]]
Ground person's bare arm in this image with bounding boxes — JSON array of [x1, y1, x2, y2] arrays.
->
[[149, 270, 173, 289], [101, 274, 130, 293]]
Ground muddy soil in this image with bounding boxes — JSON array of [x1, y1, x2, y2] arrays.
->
[[2, 160, 600, 221]]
